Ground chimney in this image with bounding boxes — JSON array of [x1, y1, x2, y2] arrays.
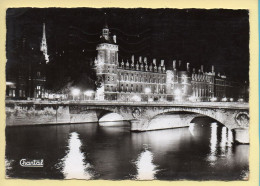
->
[[173, 60, 176, 69], [211, 65, 214, 73], [186, 63, 190, 72], [153, 59, 156, 65], [113, 35, 117, 43], [139, 56, 142, 63], [201, 65, 204, 73], [144, 57, 147, 64], [161, 60, 164, 66]]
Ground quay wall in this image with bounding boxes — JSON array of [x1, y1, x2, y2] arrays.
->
[[5, 103, 99, 126]]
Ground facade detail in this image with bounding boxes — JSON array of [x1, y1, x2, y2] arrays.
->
[[94, 26, 248, 102]]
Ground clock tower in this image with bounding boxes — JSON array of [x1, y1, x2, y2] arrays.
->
[[95, 26, 119, 100]]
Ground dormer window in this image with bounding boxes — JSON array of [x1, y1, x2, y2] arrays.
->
[[103, 29, 108, 34]]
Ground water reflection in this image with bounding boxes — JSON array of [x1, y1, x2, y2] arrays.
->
[[5, 158, 14, 178], [220, 127, 227, 155], [5, 118, 249, 180], [134, 146, 157, 180], [189, 123, 195, 136], [59, 132, 92, 179], [207, 122, 218, 165], [227, 129, 233, 146]]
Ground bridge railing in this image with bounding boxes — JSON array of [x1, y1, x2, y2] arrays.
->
[[5, 99, 249, 109]]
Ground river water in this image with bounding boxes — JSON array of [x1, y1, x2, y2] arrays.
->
[[5, 117, 249, 180]]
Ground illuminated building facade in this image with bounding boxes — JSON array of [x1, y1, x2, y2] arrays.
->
[[94, 26, 248, 102]]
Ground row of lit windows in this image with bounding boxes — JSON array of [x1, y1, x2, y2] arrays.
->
[[106, 65, 116, 73], [215, 79, 225, 85], [107, 76, 115, 82], [7, 89, 26, 97], [98, 51, 117, 64], [192, 74, 214, 83], [193, 88, 213, 97], [118, 73, 166, 84]]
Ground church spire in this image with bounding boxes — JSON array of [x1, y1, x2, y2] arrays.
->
[[40, 23, 49, 63]]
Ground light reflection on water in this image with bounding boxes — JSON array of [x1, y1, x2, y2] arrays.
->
[[58, 132, 93, 179], [134, 146, 157, 180], [5, 117, 249, 180], [207, 122, 218, 165]]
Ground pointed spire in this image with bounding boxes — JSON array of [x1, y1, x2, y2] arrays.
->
[[40, 23, 49, 63], [149, 63, 153, 71], [126, 60, 129, 69], [121, 59, 125, 68], [104, 12, 108, 28], [136, 62, 139, 70]]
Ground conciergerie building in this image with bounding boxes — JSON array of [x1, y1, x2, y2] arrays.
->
[[94, 25, 248, 102]]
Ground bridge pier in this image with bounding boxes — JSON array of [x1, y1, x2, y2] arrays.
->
[[234, 128, 249, 144], [130, 120, 143, 132]]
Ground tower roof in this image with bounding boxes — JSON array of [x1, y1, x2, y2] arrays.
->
[[100, 26, 116, 44]]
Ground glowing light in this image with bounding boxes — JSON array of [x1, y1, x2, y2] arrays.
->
[[220, 127, 227, 154], [40, 23, 49, 63], [238, 98, 244, 102], [207, 122, 218, 166], [230, 98, 234, 102], [6, 82, 14, 86], [145, 87, 151, 94], [72, 89, 80, 96], [99, 113, 124, 122], [131, 95, 141, 102], [189, 123, 195, 136], [84, 90, 93, 97], [60, 132, 92, 179], [135, 147, 157, 180], [222, 97, 227, 102], [188, 96, 196, 101], [210, 97, 217, 102], [174, 89, 181, 95]]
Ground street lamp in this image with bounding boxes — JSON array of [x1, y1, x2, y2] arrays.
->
[[174, 89, 181, 96], [222, 97, 227, 102], [132, 95, 141, 102], [145, 87, 151, 102], [174, 89, 181, 101], [72, 88, 80, 100], [188, 96, 196, 102], [84, 90, 93, 100]]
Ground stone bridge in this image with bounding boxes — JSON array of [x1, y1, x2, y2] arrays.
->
[[5, 101, 249, 143], [68, 101, 249, 143]]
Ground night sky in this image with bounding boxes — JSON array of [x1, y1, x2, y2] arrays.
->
[[6, 8, 249, 90]]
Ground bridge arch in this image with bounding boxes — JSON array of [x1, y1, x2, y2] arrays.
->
[[156, 109, 223, 124], [131, 106, 247, 131], [143, 110, 221, 131]]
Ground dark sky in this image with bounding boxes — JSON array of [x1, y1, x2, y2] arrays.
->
[[6, 8, 249, 83]]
